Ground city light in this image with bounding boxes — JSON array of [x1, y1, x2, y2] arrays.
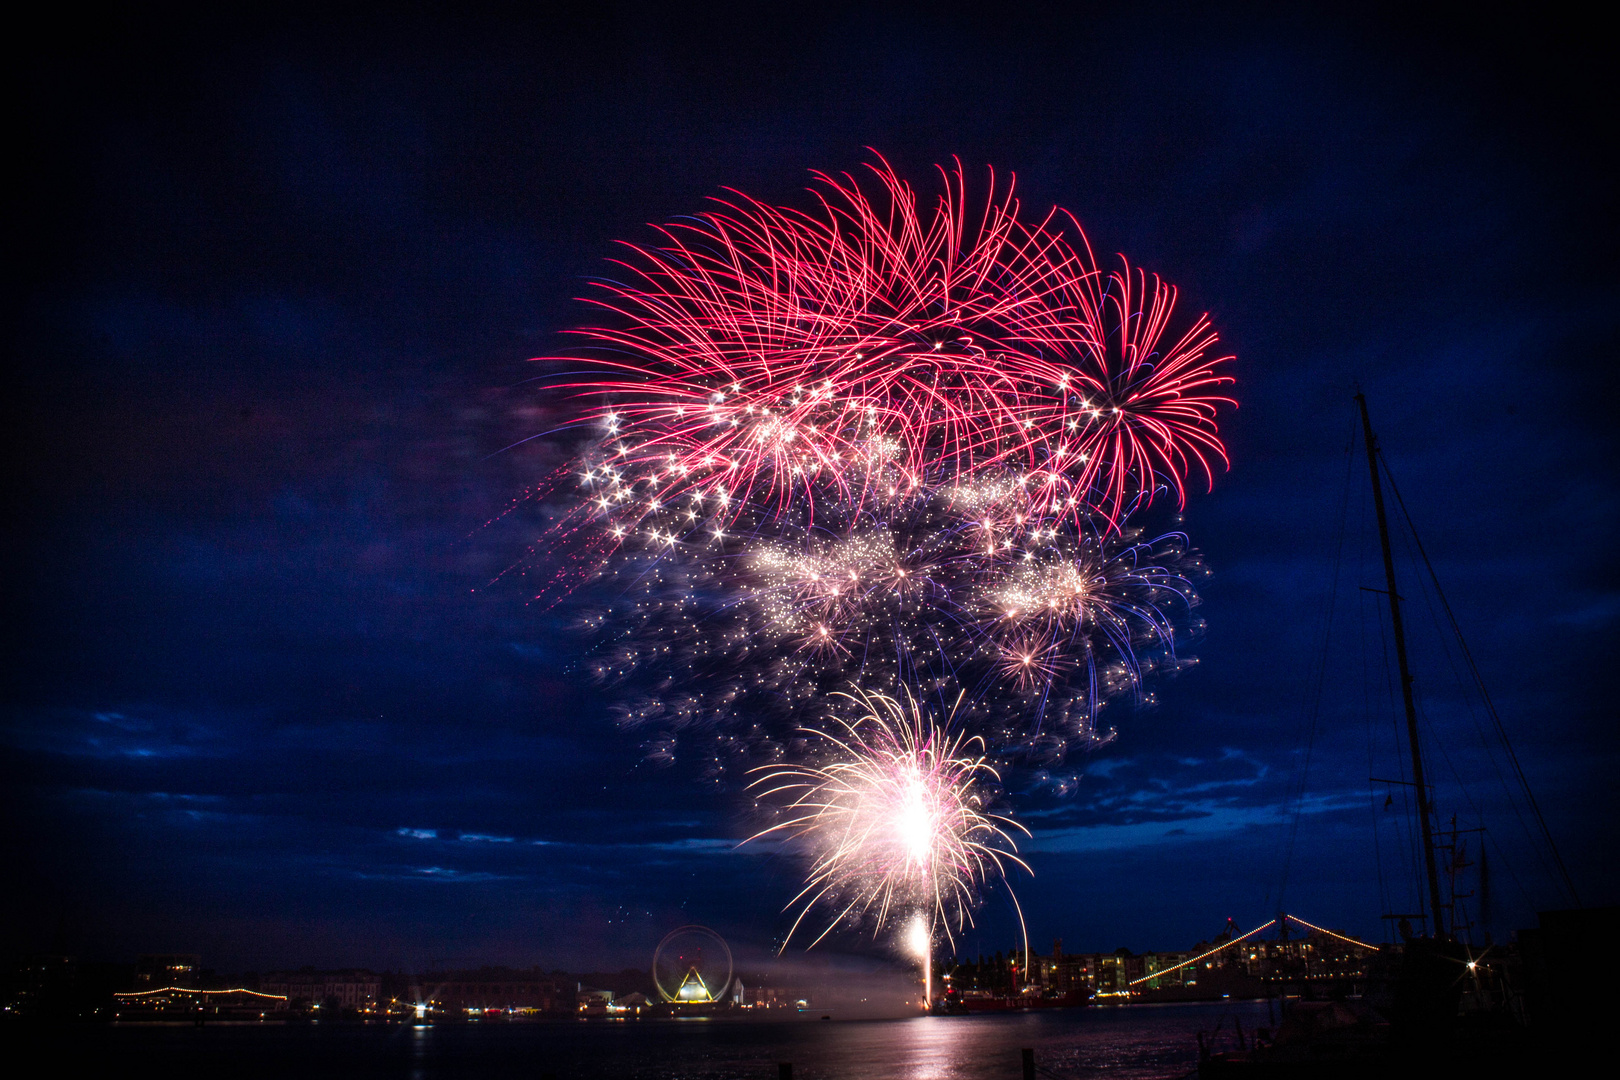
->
[[112, 987, 289, 1000]]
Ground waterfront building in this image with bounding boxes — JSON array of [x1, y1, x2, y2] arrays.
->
[[959, 922, 1381, 1004], [260, 968, 381, 1012], [403, 968, 571, 1015], [112, 985, 288, 1018], [132, 954, 200, 989]]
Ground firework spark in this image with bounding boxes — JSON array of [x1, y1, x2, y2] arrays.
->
[[586, 495, 1201, 774], [906, 912, 933, 1008], [746, 689, 1029, 950], [555, 156, 1234, 536]]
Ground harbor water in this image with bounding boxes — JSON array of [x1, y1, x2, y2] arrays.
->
[[15, 1001, 1274, 1079]]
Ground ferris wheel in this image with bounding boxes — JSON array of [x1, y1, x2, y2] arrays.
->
[[652, 925, 734, 1004]]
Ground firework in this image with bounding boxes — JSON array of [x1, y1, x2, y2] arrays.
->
[[585, 490, 1202, 775], [529, 157, 1235, 957], [906, 912, 933, 1008], [556, 156, 1234, 535], [552, 159, 1224, 764], [746, 689, 1028, 950]]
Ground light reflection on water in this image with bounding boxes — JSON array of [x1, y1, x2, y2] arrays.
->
[[577, 1004, 1274, 1080], [63, 1001, 1274, 1079]]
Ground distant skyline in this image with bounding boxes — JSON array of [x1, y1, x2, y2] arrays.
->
[[7, 5, 1614, 972]]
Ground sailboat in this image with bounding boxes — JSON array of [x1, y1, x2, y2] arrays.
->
[[1198, 392, 1586, 1077]]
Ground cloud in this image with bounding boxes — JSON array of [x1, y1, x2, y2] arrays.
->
[[1028, 792, 1360, 854], [353, 866, 521, 883]]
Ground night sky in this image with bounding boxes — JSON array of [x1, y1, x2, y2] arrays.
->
[[8, 4, 1615, 974]]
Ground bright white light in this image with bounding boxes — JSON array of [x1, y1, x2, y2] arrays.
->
[[907, 914, 931, 958], [897, 773, 933, 866]]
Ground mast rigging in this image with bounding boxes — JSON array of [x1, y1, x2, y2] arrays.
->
[[1355, 391, 1446, 936]]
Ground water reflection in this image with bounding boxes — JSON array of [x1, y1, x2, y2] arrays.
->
[[51, 1000, 1275, 1079], [514, 1002, 1274, 1080], [719, 1005, 1272, 1080]]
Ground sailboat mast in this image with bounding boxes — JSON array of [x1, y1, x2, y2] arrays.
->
[[1355, 392, 1446, 937]]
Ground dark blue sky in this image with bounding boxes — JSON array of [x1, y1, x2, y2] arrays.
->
[[7, 4, 1615, 973]]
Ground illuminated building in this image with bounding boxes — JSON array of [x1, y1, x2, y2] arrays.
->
[[260, 969, 380, 1012], [112, 985, 288, 1018], [133, 954, 200, 989], [403, 968, 571, 1016]]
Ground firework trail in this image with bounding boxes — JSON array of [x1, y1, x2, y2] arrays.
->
[[745, 689, 1029, 951], [555, 155, 1234, 541]]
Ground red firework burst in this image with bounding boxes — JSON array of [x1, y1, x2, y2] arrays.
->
[[556, 155, 1234, 527]]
